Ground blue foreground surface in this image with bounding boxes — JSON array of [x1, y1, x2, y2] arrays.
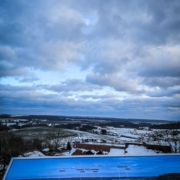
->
[[3, 155, 180, 180]]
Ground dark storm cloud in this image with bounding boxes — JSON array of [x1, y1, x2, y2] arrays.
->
[[138, 55, 180, 78], [0, 84, 36, 91], [0, 65, 27, 77], [0, 1, 27, 47], [139, 66, 180, 78], [144, 0, 180, 44], [0, 45, 28, 77], [143, 77, 180, 88], [79, 0, 180, 73], [0, 85, 104, 116], [1, 0, 180, 75], [77, 0, 180, 98], [147, 87, 180, 97], [79, 0, 180, 44], [86, 72, 143, 94], [0, 0, 86, 76]]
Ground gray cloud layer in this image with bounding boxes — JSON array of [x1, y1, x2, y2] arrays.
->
[[0, 0, 180, 120], [1, 84, 179, 120]]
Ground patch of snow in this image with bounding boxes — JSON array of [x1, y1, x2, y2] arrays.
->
[[2, 122, 16, 126], [109, 148, 125, 155], [103, 151, 108, 155], [91, 150, 97, 154], [61, 151, 70, 156], [57, 147, 62, 150], [126, 145, 157, 155], [54, 153, 61, 156], [70, 148, 76, 155], [42, 148, 50, 152], [23, 151, 45, 157], [18, 123, 26, 126], [118, 137, 137, 142], [81, 148, 88, 153]]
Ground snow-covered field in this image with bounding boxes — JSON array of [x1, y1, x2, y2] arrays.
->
[[109, 148, 124, 155], [107, 128, 150, 137], [21, 151, 45, 157], [65, 128, 147, 145], [11, 126, 173, 155], [1, 119, 179, 158], [126, 145, 158, 155]]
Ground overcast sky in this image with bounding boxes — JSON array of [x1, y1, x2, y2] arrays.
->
[[0, 0, 180, 120]]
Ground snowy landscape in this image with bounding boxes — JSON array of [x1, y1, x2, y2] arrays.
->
[[0, 114, 180, 179], [1, 0, 180, 179]]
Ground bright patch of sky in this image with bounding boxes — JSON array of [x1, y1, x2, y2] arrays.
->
[[82, 14, 98, 34]]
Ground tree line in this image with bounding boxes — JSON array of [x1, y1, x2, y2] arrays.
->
[[0, 130, 42, 177]]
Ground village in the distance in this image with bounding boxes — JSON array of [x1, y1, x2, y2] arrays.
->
[[0, 114, 180, 178]]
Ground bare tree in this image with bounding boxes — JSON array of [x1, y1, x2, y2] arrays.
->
[[45, 126, 63, 150], [52, 128, 62, 150], [164, 130, 180, 153], [0, 131, 24, 175], [151, 130, 180, 153]]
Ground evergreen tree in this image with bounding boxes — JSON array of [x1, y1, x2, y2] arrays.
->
[[67, 142, 72, 150]]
